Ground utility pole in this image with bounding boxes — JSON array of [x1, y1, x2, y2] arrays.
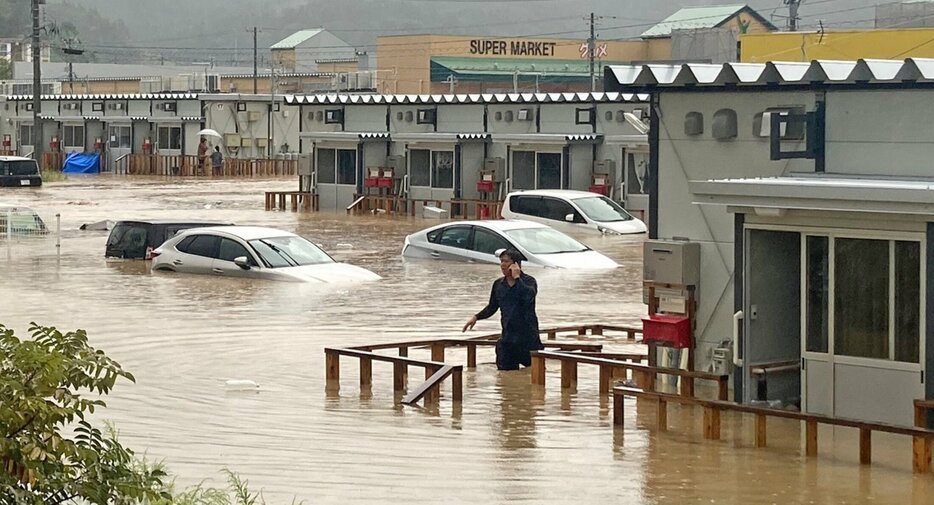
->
[[589, 12, 596, 92], [784, 0, 801, 31], [31, 0, 42, 164], [252, 27, 258, 94]]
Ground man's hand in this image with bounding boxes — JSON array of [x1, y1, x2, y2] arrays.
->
[[508, 263, 521, 280], [463, 315, 478, 332]]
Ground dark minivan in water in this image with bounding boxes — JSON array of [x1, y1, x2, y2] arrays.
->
[[106, 220, 233, 259], [0, 156, 42, 187]]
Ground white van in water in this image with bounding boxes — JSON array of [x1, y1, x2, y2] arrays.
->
[[501, 190, 647, 235]]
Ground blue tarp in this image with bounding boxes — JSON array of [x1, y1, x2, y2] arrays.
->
[[62, 152, 101, 174]]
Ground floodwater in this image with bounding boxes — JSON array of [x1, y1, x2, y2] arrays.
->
[[1, 177, 931, 504]]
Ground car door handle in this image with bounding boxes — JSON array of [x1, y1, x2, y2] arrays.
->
[[212, 268, 224, 274], [430, 252, 440, 258], [172, 259, 183, 265]]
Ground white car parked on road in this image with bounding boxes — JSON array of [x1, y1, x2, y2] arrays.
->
[[402, 219, 618, 269], [152, 226, 381, 283], [501, 189, 647, 235]]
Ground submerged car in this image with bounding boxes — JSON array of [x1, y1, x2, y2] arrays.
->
[[0, 204, 48, 237], [106, 220, 234, 259], [152, 226, 381, 283], [501, 189, 647, 235], [0, 156, 42, 187], [402, 219, 618, 269]]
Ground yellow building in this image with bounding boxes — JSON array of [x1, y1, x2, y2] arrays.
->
[[742, 28, 934, 62], [378, 4, 776, 94]]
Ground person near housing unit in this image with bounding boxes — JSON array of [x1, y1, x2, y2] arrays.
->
[[211, 146, 224, 176], [197, 137, 208, 174], [463, 248, 544, 370]]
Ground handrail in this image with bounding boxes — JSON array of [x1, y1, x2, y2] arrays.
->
[[402, 365, 460, 405], [346, 195, 366, 214], [614, 385, 934, 473]]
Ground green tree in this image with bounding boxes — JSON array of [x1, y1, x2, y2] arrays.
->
[[0, 58, 11, 80], [0, 323, 170, 504]]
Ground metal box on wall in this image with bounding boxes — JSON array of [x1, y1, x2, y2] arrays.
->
[[386, 155, 405, 179], [483, 157, 505, 181], [643, 239, 700, 286]]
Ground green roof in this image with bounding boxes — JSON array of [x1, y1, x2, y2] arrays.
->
[[271, 29, 324, 49], [431, 56, 622, 82], [641, 4, 763, 38]]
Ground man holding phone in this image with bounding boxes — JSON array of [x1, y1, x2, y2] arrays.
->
[[463, 248, 544, 370]]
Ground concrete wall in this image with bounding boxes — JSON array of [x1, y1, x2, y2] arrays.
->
[[657, 90, 817, 369]]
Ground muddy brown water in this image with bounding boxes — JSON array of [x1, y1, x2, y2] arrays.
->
[[0, 177, 930, 504]]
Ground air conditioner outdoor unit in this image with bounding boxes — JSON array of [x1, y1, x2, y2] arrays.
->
[[63, 103, 78, 110], [162, 102, 177, 112], [517, 108, 532, 121]]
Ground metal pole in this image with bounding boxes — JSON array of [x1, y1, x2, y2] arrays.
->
[[55, 212, 60, 255], [32, 0, 43, 166], [786, 0, 801, 31], [589, 12, 596, 92], [253, 27, 258, 94], [269, 68, 275, 159]]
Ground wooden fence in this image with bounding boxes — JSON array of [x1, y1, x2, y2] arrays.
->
[[115, 154, 297, 177], [346, 195, 504, 220]]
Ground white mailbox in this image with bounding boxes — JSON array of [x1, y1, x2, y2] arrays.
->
[[643, 239, 700, 286]]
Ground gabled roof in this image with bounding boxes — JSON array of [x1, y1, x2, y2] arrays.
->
[[271, 29, 325, 49], [641, 4, 776, 38]]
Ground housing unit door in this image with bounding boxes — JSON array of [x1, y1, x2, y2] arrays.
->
[[107, 125, 132, 172], [802, 235, 832, 416], [743, 229, 802, 404]]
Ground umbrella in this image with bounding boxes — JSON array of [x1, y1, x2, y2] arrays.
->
[[197, 128, 222, 138]]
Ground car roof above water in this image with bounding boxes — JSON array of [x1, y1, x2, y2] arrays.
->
[[427, 219, 550, 232], [115, 219, 233, 226], [506, 189, 604, 200], [0, 156, 37, 162], [176, 225, 298, 241]]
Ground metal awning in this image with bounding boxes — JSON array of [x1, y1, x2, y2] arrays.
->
[[456, 133, 490, 142], [691, 175, 934, 216], [299, 131, 390, 142], [391, 133, 458, 144], [604, 134, 649, 147], [491, 133, 603, 145]]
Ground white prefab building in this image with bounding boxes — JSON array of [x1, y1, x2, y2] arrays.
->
[[286, 92, 651, 213], [606, 58, 934, 427]]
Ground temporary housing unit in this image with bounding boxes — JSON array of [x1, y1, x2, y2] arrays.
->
[[605, 58, 934, 426], [286, 92, 650, 213]]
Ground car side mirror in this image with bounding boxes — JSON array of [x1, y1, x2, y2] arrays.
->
[[234, 256, 251, 270], [565, 213, 575, 223]]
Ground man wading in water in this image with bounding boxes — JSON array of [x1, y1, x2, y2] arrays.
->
[[463, 249, 544, 370]]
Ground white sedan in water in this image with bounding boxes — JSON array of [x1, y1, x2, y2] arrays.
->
[[402, 219, 618, 269], [152, 226, 381, 283]]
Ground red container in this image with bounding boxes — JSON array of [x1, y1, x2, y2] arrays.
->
[[588, 184, 608, 196], [642, 314, 691, 348], [377, 177, 394, 188], [364, 176, 380, 188], [477, 180, 495, 193]]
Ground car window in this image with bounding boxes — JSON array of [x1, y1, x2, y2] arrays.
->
[[179, 234, 220, 258], [437, 227, 471, 249], [472, 228, 511, 255], [542, 197, 584, 223], [426, 228, 442, 243], [217, 238, 252, 263], [510, 195, 543, 217], [572, 196, 635, 223], [175, 235, 196, 252], [107, 223, 147, 247], [248, 235, 333, 268], [504, 227, 590, 254], [4, 160, 39, 176]]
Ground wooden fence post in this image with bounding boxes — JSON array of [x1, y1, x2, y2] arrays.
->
[[859, 428, 872, 465], [613, 391, 624, 426], [466, 343, 477, 368], [360, 357, 372, 387], [560, 360, 577, 389], [806, 420, 818, 457], [755, 414, 767, 448], [531, 354, 546, 386]]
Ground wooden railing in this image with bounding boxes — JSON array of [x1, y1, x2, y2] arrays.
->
[[41, 152, 64, 171], [323, 323, 639, 408], [0, 149, 15, 157], [343, 195, 505, 220], [614, 386, 934, 473], [264, 191, 318, 211], [531, 350, 727, 399], [116, 154, 297, 177]]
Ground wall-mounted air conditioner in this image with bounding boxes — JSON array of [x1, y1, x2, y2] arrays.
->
[[416, 108, 436, 125], [63, 103, 78, 110], [108, 102, 125, 110], [161, 102, 177, 112], [517, 108, 532, 121], [324, 109, 343, 125]]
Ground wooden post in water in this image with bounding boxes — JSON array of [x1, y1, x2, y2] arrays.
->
[[914, 401, 932, 473], [657, 399, 667, 431], [592, 325, 603, 336], [703, 406, 721, 440], [466, 343, 477, 368], [613, 391, 624, 426], [531, 355, 545, 386], [561, 360, 577, 389], [424, 366, 439, 404], [806, 420, 818, 457], [325, 350, 340, 385], [859, 428, 872, 465], [599, 365, 611, 395], [360, 357, 372, 387], [452, 369, 463, 402], [755, 414, 767, 448], [393, 362, 406, 392], [431, 342, 445, 363]]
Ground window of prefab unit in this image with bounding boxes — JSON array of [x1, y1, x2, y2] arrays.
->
[[409, 149, 431, 187], [62, 125, 84, 148], [18, 124, 33, 146], [109, 126, 131, 149], [511, 151, 535, 190], [157, 126, 182, 150], [805, 235, 829, 354], [316, 148, 356, 185], [625, 151, 649, 195], [431, 150, 454, 189], [537, 153, 561, 189], [833, 237, 920, 363]]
